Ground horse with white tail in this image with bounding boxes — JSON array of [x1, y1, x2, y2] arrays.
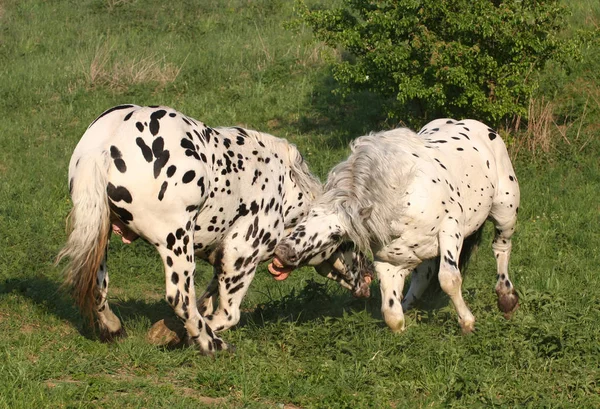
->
[[56, 105, 371, 355], [270, 119, 520, 333]]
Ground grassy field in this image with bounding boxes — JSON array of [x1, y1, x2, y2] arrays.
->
[[1, 0, 599, 408]]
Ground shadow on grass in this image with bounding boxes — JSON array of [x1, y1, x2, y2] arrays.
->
[[242, 279, 380, 328], [0, 272, 457, 344], [0, 275, 172, 340], [0, 273, 378, 338], [240, 276, 456, 331]]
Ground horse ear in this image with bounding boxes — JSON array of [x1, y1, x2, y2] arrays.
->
[[359, 206, 372, 219]]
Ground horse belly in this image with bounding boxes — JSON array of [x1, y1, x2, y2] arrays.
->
[[375, 233, 439, 267]]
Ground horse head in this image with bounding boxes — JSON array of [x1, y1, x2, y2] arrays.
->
[[270, 206, 373, 298]]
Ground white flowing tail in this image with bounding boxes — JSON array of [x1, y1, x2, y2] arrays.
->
[[56, 151, 111, 323]]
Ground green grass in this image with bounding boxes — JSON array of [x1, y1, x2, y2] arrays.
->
[[1, 0, 599, 408]]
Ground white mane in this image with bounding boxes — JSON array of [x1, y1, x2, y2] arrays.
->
[[317, 128, 423, 253], [220, 127, 322, 200]]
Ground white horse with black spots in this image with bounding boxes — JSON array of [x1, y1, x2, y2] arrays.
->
[[56, 105, 370, 354], [270, 119, 520, 333]]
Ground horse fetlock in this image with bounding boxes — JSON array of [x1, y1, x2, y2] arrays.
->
[[197, 295, 216, 316], [205, 309, 239, 332]]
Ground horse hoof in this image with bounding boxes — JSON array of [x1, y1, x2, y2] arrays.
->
[[497, 292, 519, 318], [99, 326, 127, 343], [147, 318, 186, 347], [460, 319, 476, 334], [196, 339, 235, 356], [212, 337, 235, 353]]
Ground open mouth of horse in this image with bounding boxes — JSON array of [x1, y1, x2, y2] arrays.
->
[[267, 257, 294, 281]]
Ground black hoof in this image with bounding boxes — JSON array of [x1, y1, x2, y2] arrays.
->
[[192, 338, 235, 356], [99, 326, 127, 343], [212, 338, 235, 353]]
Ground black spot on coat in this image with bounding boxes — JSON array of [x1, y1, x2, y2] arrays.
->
[[107, 183, 133, 203], [136, 138, 153, 162], [182, 170, 196, 184], [158, 181, 168, 201], [153, 151, 170, 178], [149, 109, 167, 136], [90, 105, 135, 127]]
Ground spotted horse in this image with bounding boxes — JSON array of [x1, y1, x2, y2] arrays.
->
[[56, 105, 371, 354], [270, 119, 520, 334]]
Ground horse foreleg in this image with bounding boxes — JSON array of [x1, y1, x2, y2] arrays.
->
[[204, 247, 258, 333], [376, 261, 410, 333], [438, 230, 475, 333], [402, 259, 438, 311], [157, 229, 230, 355]]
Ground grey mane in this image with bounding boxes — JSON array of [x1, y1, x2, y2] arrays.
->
[[318, 127, 423, 253]]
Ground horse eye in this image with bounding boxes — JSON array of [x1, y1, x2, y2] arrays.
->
[[331, 234, 341, 241]]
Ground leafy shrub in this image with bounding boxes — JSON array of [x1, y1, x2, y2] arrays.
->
[[297, 0, 583, 127]]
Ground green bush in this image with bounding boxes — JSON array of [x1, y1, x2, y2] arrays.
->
[[298, 0, 582, 127]]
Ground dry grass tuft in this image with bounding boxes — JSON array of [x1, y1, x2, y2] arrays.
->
[[511, 97, 555, 158], [105, 0, 134, 11], [82, 40, 186, 90], [508, 89, 598, 159]]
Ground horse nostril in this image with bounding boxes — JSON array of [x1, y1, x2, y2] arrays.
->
[[276, 243, 297, 264], [274, 243, 291, 261]]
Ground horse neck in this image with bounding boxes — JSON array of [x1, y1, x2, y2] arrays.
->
[[238, 129, 322, 223], [281, 178, 315, 229], [279, 145, 322, 226]]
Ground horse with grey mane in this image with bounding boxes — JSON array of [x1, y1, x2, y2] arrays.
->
[[269, 118, 520, 333]]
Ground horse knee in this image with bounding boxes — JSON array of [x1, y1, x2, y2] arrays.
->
[[438, 268, 462, 297]]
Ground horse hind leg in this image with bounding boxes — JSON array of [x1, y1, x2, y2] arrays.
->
[[204, 247, 259, 333], [402, 259, 438, 311], [197, 273, 218, 316], [490, 214, 519, 318], [490, 174, 520, 318], [95, 253, 126, 341]]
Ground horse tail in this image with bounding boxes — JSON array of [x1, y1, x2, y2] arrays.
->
[[56, 151, 111, 325]]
